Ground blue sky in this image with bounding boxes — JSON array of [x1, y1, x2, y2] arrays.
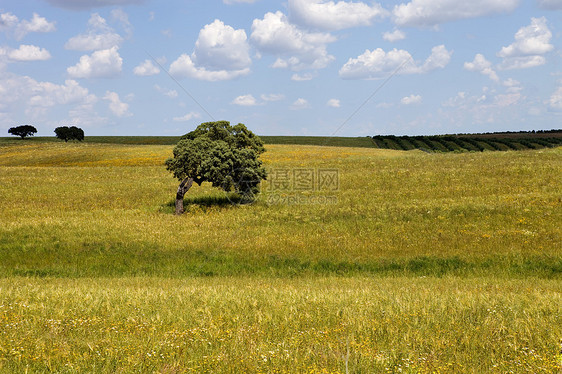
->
[[0, 0, 561, 136]]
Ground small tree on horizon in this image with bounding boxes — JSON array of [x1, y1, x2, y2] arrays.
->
[[55, 126, 84, 142], [165, 121, 267, 214], [8, 125, 37, 139]]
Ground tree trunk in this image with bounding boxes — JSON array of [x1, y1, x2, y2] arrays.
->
[[175, 177, 194, 215]]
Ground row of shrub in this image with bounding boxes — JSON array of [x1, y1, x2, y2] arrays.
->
[[371, 134, 562, 152]]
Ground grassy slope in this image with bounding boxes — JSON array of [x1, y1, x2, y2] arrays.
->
[[0, 142, 561, 372], [0, 142, 560, 277]]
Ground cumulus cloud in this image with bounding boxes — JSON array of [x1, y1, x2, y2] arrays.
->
[[537, 0, 562, 10], [0, 12, 56, 40], [173, 112, 201, 122], [0, 13, 19, 31], [170, 54, 250, 81], [339, 44, 452, 79], [192, 19, 251, 70], [111, 8, 133, 37], [65, 13, 123, 51], [261, 93, 285, 102], [133, 59, 160, 76], [464, 54, 499, 82], [290, 98, 310, 110], [288, 0, 386, 31], [170, 19, 251, 81], [232, 94, 258, 106], [67, 46, 123, 78], [497, 17, 553, 70], [327, 98, 340, 107], [103, 91, 131, 117], [382, 29, 406, 42], [0, 44, 51, 62], [251, 11, 336, 71], [401, 94, 422, 104], [43, 0, 145, 10], [549, 86, 562, 110], [392, 0, 519, 27], [0, 71, 96, 121]]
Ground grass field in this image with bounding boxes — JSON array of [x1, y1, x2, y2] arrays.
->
[[0, 140, 561, 372]]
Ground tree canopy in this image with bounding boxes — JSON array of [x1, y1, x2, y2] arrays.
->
[[165, 121, 267, 214], [8, 125, 37, 139], [54, 126, 84, 142]]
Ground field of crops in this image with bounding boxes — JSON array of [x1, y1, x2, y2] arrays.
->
[[0, 139, 560, 372], [372, 132, 562, 152]]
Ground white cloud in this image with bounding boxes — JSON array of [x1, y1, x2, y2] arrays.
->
[[497, 17, 553, 70], [290, 98, 309, 110], [549, 86, 562, 110], [170, 19, 251, 81], [537, 0, 562, 10], [382, 29, 406, 42], [110, 8, 132, 37], [261, 93, 285, 102], [251, 11, 336, 71], [0, 71, 97, 124], [103, 91, 131, 117], [1, 45, 51, 62], [327, 98, 340, 107], [499, 56, 546, 70], [393, 0, 519, 27], [0, 13, 19, 31], [65, 13, 123, 51], [133, 59, 160, 76], [0, 12, 56, 40], [401, 94, 422, 104], [44, 0, 146, 10], [169, 54, 250, 81], [67, 46, 123, 78], [154, 84, 178, 98], [464, 54, 499, 82], [232, 94, 258, 106], [288, 0, 386, 31], [503, 78, 522, 93], [291, 72, 314, 81], [193, 19, 251, 70], [339, 44, 452, 79], [16, 13, 56, 39], [173, 112, 201, 122]]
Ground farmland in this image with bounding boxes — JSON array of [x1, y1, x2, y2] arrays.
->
[[0, 139, 560, 372]]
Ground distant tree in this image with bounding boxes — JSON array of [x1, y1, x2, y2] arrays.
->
[[165, 121, 267, 214], [55, 126, 84, 142], [8, 125, 37, 139]]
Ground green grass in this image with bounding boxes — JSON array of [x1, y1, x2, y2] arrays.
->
[[0, 141, 560, 372]]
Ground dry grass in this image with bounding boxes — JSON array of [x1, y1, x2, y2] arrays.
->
[[1, 277, 561, 373]]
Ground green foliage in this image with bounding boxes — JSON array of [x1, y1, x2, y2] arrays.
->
[[371, 132, 562, 152], [166, 121, 267, 200], [8, 125, 37, 139], [54, 126, 84, 142]]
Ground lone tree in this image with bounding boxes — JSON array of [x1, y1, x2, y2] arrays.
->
[[165, 121, 267, 215], [54, 126, 84, 142], [8, 125, 37, 139]]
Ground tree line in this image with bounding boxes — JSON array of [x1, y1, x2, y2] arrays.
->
[[8, 125, 84, 142]]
